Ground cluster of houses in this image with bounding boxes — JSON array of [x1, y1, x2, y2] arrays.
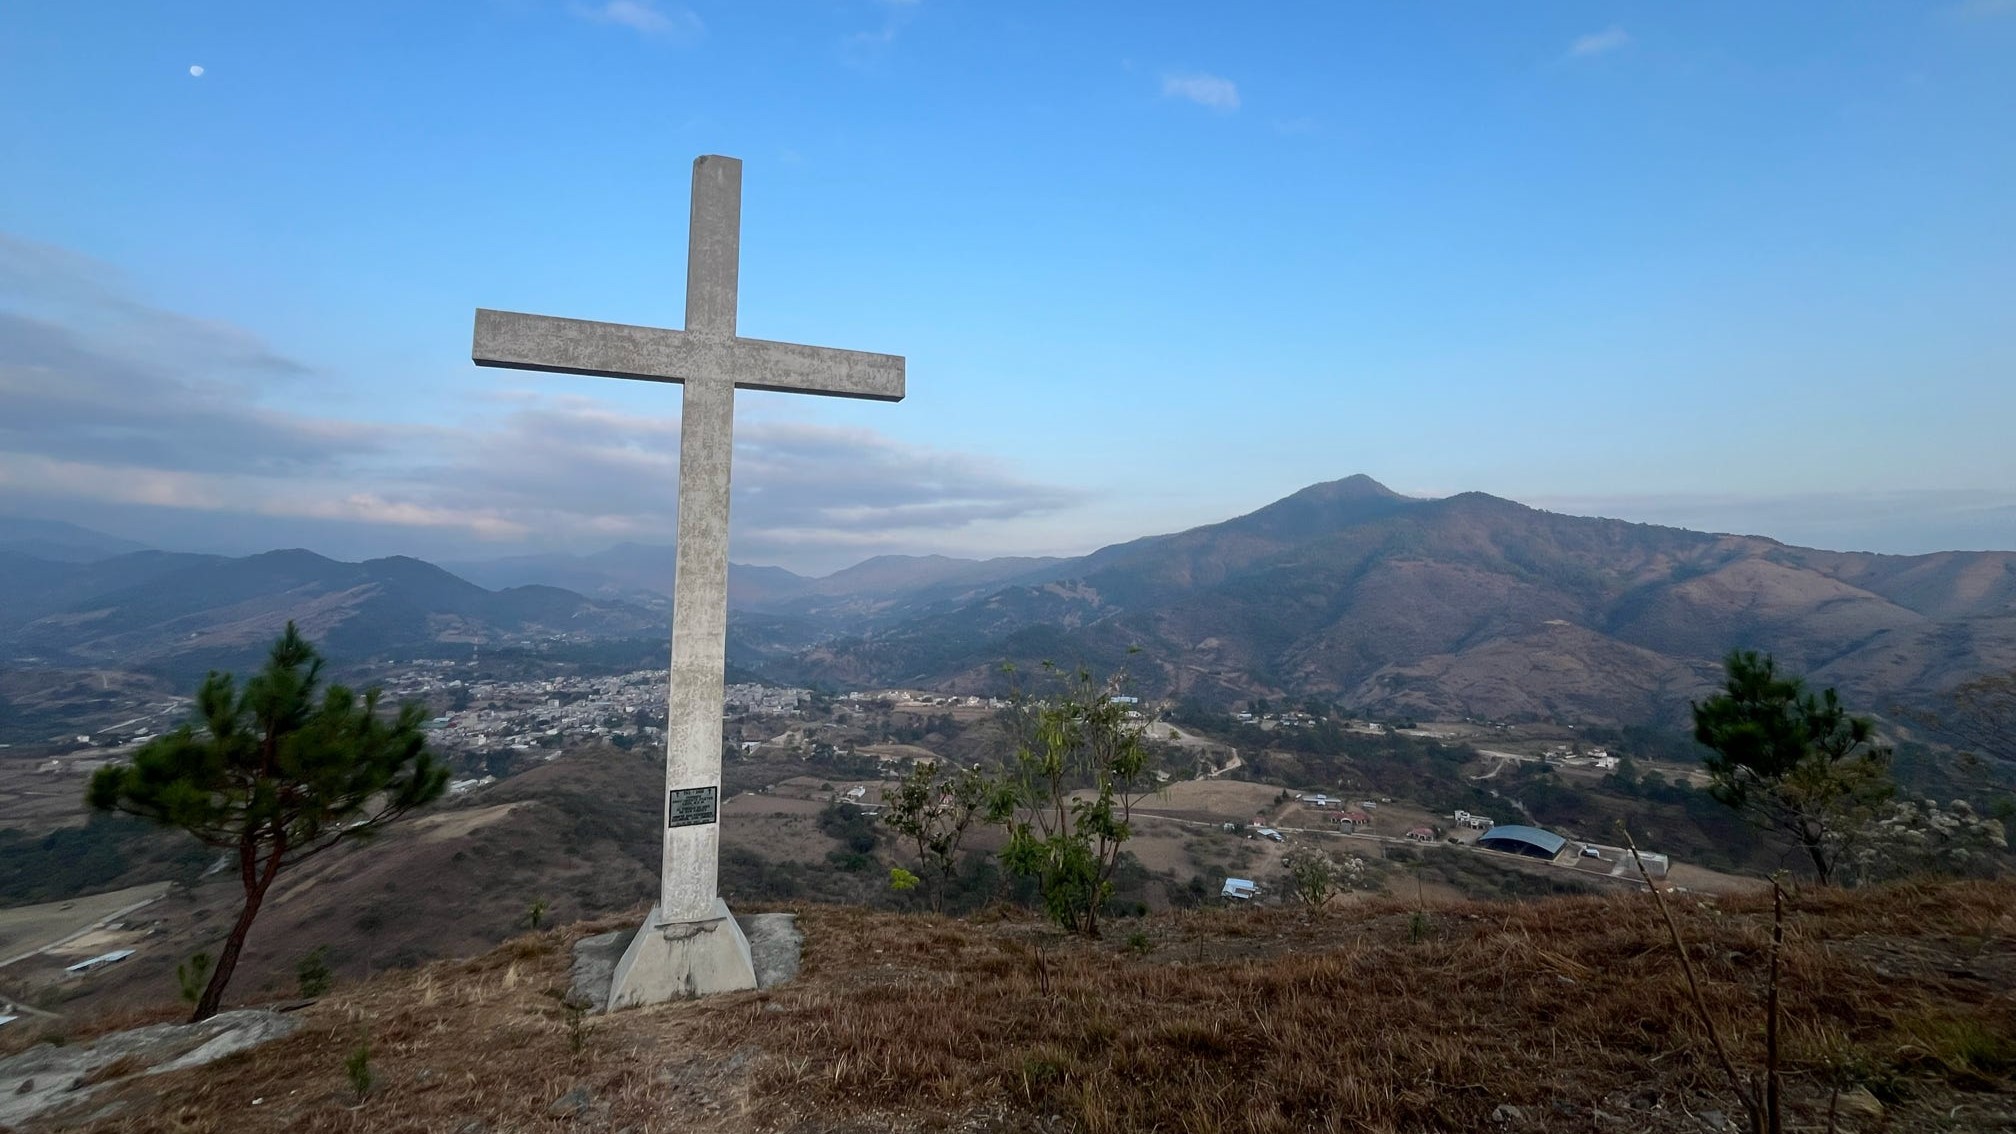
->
[[402, 671, 823, 755], [1297, 793, 1399, 832], [842, 689, 1007, 710], [1542, 745, 1621, 771], [1231, 710, 1320, 729], [407, 670, 671, 752]]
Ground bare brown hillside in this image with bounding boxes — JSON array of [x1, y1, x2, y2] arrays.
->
[[12, 880, 2014, 1133], [6, 749, 666, 1019], [778, 479, 2016, 732]]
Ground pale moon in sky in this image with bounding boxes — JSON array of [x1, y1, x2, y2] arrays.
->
[[189, 65, 205, 77]]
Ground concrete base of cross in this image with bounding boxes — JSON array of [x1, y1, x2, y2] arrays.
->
[[606, 899, 757, 1008]]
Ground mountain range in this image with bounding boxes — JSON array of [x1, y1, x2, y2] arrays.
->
[[0, 540, 664, 681], [6, 478, 2015, 726], [766, 476, 2016, 724]]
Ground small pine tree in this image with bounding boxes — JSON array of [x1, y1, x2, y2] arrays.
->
[[296, 945, 334, 998], [1692, 650, 1894, 885], [175, 952, 213, 1005], [88, 623, 446, 1020], [345, 1037, 373, 1101]]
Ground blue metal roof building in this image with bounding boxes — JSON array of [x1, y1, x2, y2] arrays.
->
[[1476, 824, 1567, 860]]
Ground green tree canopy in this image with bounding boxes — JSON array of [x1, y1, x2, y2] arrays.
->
[[1691, 650, 1893, 886], [882, 758, 997, 914], [992, 664, 1154, 936], [89, 622, 446, 1019]]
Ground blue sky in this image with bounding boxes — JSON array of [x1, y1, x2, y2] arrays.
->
[[2, 1, 2013, 572]]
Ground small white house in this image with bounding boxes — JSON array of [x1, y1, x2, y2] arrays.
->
[[1222, 878, 1261, 900]]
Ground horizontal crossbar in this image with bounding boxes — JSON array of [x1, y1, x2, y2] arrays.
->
[[472, 309, 904, 402]]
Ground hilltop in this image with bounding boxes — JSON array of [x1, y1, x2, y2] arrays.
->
[[8, 880, 2013, 1132]]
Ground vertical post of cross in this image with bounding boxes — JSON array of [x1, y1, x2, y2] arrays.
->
[[660, 156, 741, 925]]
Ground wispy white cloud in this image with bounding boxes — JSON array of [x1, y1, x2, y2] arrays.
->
[[572, 0, 703, 42], [1161, 72, 1240, 112], [1952, 0, 2016, 17], [1568, 26, 1631, 58], [0, 232, 1080, 568], [841, 0, 921, 69]]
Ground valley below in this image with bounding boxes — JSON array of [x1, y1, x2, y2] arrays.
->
[[1, 482, 2012, 1130]]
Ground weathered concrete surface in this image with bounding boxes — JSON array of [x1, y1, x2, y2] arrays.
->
[[470, 311, 904, 401], [740, 912, 802, 990], [0, 1009, 301, 1127], [471, 154, 906, 1007], [606, 900, 757, 1009], [662, 368, 735, 923], [575, 911, 797, 1012]]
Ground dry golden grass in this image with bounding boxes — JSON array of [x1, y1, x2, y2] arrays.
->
[[0, 1001, 188, 1059], [40, 914, 765, 1134], [21, 882, 2016, 1133], [703, 883, 2016, 1133]]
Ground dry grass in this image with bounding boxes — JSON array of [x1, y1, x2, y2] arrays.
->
[[0, 1001, 188, 1059], [702, 882, 2016, 1133], [41, 913, 766, 1134], [20, 882, 2016, 1133]]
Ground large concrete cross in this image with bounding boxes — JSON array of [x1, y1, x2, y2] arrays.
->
[[472, 155, 904, 1003]]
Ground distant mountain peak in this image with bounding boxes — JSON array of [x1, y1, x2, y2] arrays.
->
[[0, 516, 151, 564], [1217, 475, 1417, 542], [1297, 474, 1404, 501], [246, 548, 341, 567]]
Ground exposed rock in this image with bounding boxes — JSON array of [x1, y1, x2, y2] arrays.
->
[[548, 1085, 593, 1118], [0, 1009, 301, 1127], [570, 928, 633, 1014], [152, 1010, 301, 1073], [742, 913, 803, 990]]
